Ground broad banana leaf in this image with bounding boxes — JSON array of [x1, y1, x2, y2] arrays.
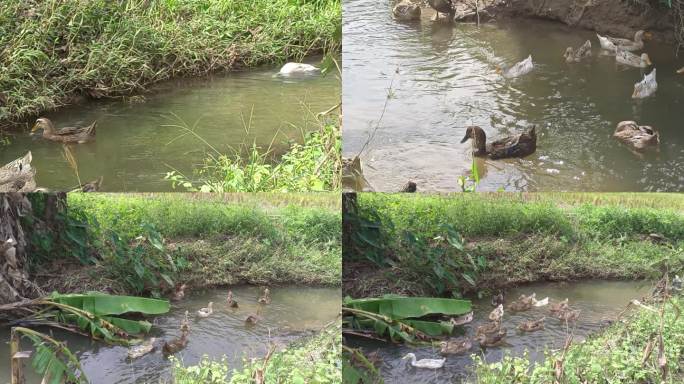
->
[[48, 292, 170, 315], [344, 296, 471, 320]]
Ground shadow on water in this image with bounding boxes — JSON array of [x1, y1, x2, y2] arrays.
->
[[0, 286, 341, 383], [0, 57, 340, 192], [345, 280, 653, 384], [343, 0, 684, 192]]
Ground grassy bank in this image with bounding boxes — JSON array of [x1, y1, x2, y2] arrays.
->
[[0, 0, 341, 126], [171, 320, 341, 383], [344, 193, 684, 297], [472, 297, 684, 383], [31, 193, 341, 296]]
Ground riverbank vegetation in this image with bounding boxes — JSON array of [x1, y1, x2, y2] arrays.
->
[[0, 0, 341, 127], [344, 192, 684, 297]]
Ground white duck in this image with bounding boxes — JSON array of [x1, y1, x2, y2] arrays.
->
[[278, 63, 319, 75], [597, 34, 618, 52], [616, 49, 652, 68], [402, 353, 446, 369], [127, 337, 157, 359], [531, 297, 549, 307], [500, 55, 534, 79], [599, 30, 647, 52], [632, 68, 657, 99], [197, 302, 213, 318]]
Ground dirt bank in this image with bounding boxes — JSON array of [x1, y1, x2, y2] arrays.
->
[[493, 0, 676, 44]]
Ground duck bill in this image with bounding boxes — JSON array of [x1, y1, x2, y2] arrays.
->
[[460, 133, 470, 143], [30, 123, 39, 133]]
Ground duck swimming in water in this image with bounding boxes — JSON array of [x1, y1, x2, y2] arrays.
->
[[402, 353, 446, 369], [31, 118, 96, 144], [616, 49, 652, 68], [564, 40, 592, 63], [489, 304, 504, 322], [461, 126, 537, 160], [499, 55, 534, 78], [258, 288, 271, 304], [550, 299, 569, 314], [491, 290, 505, 307], [197, 302, 213, 318], [392, 1, 421, 21], [440, 337, 472, 355], [477, 329, 507, 347], [517, 317, 545, 332], [227, 290, 239, 308], [613, 121, 659, 152], [632, 68, 657, 99], [598, 30, 648, 52]]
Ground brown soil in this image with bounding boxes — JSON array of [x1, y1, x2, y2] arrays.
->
[[492, 0, 675, 44]]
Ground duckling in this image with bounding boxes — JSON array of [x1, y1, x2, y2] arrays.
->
[[564, 40, 592, 63], [393, 1, 421, 21], [127, 337, 157, 359], [401, 353, 445, 369], [489, 304, 504, 322], [258, 288, 271, 304], [556, 309, 581, 322], [549, 298, 569, 314], [632, 68, 657, 99], [477, 329, 507, 348], [613, 121, 659, 151], [227, 290, 239, 308], [598, 30, 648, 52], [517, 317, 545, 332], [197, 302, 213, 318], [491, 290, 505, 307], [31, 118, 96, 144], [171, 283, 187, 301], [439, 337, 472, 355], [278, 63, 319, 75], [427, 0, 455, 21], [476, 321, 501, 336], [162, 329, 189, 356], [616, 49, 652, 68], [461, 125, 537, 159], [499, 55, 534, 79]]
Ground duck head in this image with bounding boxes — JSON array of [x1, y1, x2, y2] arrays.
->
[[31, 118, 55, 134], [563, 47, 574, 60], [641, 53, 652, 66]]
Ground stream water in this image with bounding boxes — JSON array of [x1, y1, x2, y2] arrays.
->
[[0, 58, 339, 192], [0, 286, 341, 383], [343, 0, 684, 192], [346, 280, 653, 383]]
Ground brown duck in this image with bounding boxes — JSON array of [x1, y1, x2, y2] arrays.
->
[[227, 290, 239, 308], [163, 313, 190, 356], [461, 126, 537, 159], [517, 317, 545, 332], [476, 321, 501, 337], [549, 298, 569, 314], [428, 0, 455, 21], [258, 288, 271, 304], [439, 337, 472, 355], [508, 295, 533, 312], [613, 121, 659, 152], [31, 118, 96, 143], [477, 329, 507, 347]]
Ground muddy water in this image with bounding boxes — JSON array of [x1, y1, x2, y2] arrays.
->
[[0, 58, 339, 191], [346, 280, 652, 383], [0, 286, 340, 383], [342, 0, 684, 192]]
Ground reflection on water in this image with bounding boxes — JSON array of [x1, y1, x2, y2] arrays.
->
[[343, 0, 684, 192], [0, 286, 340, 383], [346, 280, 652, 383], [0, 58, 339, 191]]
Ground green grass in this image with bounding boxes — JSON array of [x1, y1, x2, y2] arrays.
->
[[36, 193, 341, 295], [344, 193, 684, 297], [0, 0, 341, 126], [171, 320, 342, 383], [472, 297, 684, 383]]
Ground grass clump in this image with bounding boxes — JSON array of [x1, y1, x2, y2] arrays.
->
[[472, 297, 684, 383], [171, 321, 342, 383], [166, 117, 341, 192], [0, 0, 341, 126]]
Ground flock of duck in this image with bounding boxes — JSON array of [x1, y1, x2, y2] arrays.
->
[[126, 285, 272, 360], [401, 292, 582, 370], [392, 1, 679, 160]]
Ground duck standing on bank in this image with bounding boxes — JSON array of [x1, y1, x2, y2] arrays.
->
[[427, 0, 455, 21], [461, 126, 537, 160], [31, 118, 96, 144]]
